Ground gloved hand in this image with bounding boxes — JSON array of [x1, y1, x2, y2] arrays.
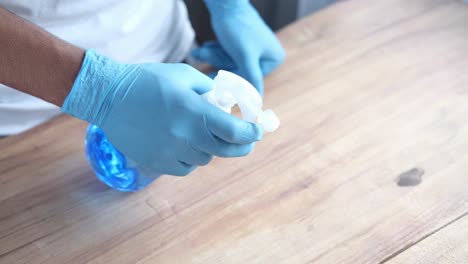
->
[[63, 50, 263, 176], [192, 0, 285, 95]]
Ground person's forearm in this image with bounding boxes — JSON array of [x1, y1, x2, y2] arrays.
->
[[0, 7, 84, 106]]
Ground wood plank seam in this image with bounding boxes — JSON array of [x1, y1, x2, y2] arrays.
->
[[378, 211, 468, 263]]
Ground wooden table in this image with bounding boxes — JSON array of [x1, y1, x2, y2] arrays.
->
[[2, 0, 468, 263]]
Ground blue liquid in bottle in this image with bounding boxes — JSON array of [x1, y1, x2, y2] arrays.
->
[[85, 125, 160, 192]]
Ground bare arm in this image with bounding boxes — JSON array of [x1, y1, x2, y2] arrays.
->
[[0, 7, 84, 106]]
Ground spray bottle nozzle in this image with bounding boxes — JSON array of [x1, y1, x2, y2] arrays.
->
[[202, 70, 280, 133]]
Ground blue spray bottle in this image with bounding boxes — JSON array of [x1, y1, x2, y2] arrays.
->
[[85, 71, 279, 191]]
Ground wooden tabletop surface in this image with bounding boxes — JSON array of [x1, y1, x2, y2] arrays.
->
[[2, 0, 468, 263]]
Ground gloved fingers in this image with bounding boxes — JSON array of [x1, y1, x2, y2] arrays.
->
[[263, 41, 286, 60], [178, 140, 214, 166], [204, 106, 263, 144], [239, 57, 264, 96], [229, 68, 243, 77], [162, 160, 197, 177], [197, 135, 256, 158], [181, 64, 215, 95], [192, 41, 236, 69], [260, 58, 281, 76], [191, 41, 236, 70]]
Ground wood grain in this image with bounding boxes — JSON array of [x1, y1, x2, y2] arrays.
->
[[387, 214, 468, 264], [2, 0, 468, 263]]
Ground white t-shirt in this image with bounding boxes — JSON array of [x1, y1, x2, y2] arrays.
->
[[0, 0, 195, 135]]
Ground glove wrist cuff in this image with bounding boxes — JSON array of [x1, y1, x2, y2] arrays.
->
[[62, 49, 135, 126]]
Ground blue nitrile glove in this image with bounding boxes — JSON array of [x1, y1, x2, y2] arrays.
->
[[62, 50, 263, 176], [192, 0, 285, 95]]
